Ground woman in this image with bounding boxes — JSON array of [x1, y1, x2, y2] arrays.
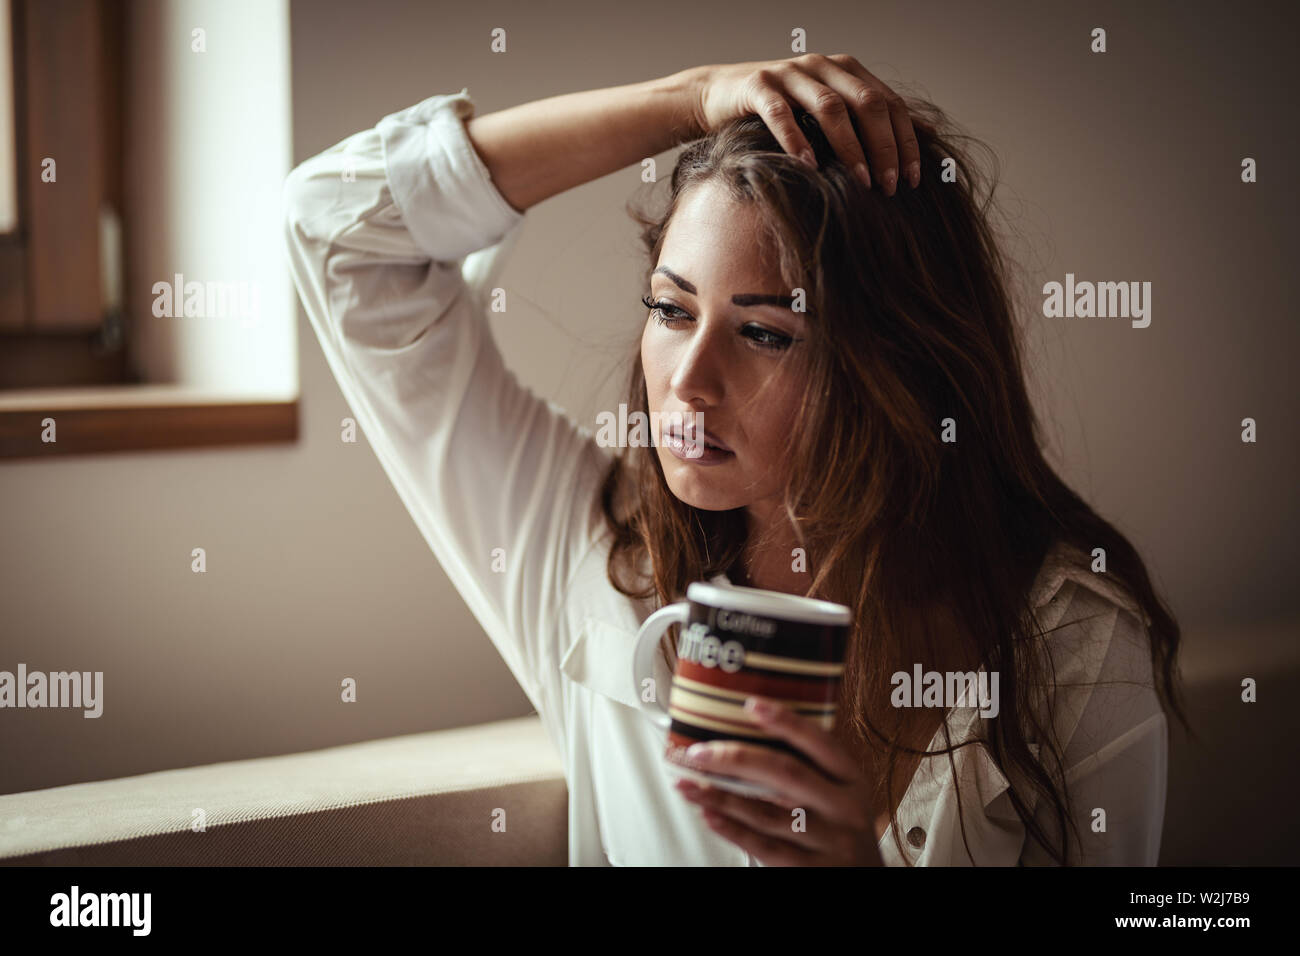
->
[[283, 54, 1186, 866]]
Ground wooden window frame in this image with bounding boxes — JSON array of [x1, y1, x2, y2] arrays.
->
[[0, 0, 297, 458]]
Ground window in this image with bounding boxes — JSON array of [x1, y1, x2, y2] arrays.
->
[[0, 0, 298, 458]]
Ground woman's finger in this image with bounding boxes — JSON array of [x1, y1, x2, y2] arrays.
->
[[772, 65, 872, 186], [684, 739, 843, 818], [680, 781, 846, 854], [745, 69, 817, 167], [843, 82, 900, 193], [821, 53, 922, 192], [699, 807, 817, 866], [746, 697, 863, 783]]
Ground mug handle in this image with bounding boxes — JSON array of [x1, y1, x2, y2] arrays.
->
[[631, 602, 689, 730]]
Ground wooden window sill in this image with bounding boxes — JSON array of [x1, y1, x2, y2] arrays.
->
[[0, 385, 298, 459]]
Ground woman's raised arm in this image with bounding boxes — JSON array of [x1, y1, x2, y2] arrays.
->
[[468, 55, 923, 209], [281, 89, 617, 755], [465, 68, 706, 213]]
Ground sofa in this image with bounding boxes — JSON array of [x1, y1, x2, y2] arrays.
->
[[0, 716, 567, 865]]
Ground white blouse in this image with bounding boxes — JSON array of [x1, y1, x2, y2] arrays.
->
[[282, 88, 1168, 866]]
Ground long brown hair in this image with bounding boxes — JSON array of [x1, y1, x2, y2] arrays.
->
[[598, 96, 1189, 865]]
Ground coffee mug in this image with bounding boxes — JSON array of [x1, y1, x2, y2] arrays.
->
[[632, 582, 851, 798]]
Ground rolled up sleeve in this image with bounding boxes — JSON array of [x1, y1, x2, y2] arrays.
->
[[282, 89, 612, 758]]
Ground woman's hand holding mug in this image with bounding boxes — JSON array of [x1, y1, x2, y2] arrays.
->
[[676, 696, 886, 866], [632, 581, 883, 865]]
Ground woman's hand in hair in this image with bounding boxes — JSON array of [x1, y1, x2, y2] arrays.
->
[[674, 695, 885, 866], [689, 53, 921, 195]]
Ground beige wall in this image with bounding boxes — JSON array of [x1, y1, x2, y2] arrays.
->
[[3, 0, 1297, 859]]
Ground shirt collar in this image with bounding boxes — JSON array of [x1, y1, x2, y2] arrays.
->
[[1028, 539, 1149, 624]]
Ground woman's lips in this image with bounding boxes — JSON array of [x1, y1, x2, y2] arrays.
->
[[665, 422, 732, 451], [662, 430, 734, 465]]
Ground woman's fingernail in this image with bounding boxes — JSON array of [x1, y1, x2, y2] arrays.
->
[[907, 161, 920, 187], [854, 163, 871, 187], [799, 150, 817, 169], [883, 169, 897, 193], [686, 743, 712, 764]]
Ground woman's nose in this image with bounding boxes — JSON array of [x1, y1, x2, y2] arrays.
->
[[669, 327, 726, 407]]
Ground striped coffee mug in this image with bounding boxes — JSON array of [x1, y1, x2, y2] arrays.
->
[[631, 582, 851, 799]]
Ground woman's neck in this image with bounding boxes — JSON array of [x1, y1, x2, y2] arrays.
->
[[733, 508, 810, 595]]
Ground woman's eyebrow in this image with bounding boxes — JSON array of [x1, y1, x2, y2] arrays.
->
[[652, 266, 797, 310]]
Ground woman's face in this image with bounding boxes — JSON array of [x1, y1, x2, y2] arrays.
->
[[641, 180, 808, 526]]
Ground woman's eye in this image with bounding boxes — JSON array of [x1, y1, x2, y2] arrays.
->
[[641, 295, 689, 325], [743, 324, 793, 351]]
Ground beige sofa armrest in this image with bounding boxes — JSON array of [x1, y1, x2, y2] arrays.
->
[[0, 716, 567, 866]]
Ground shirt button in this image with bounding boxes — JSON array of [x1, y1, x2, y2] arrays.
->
[[906, 826, 926, 849]]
